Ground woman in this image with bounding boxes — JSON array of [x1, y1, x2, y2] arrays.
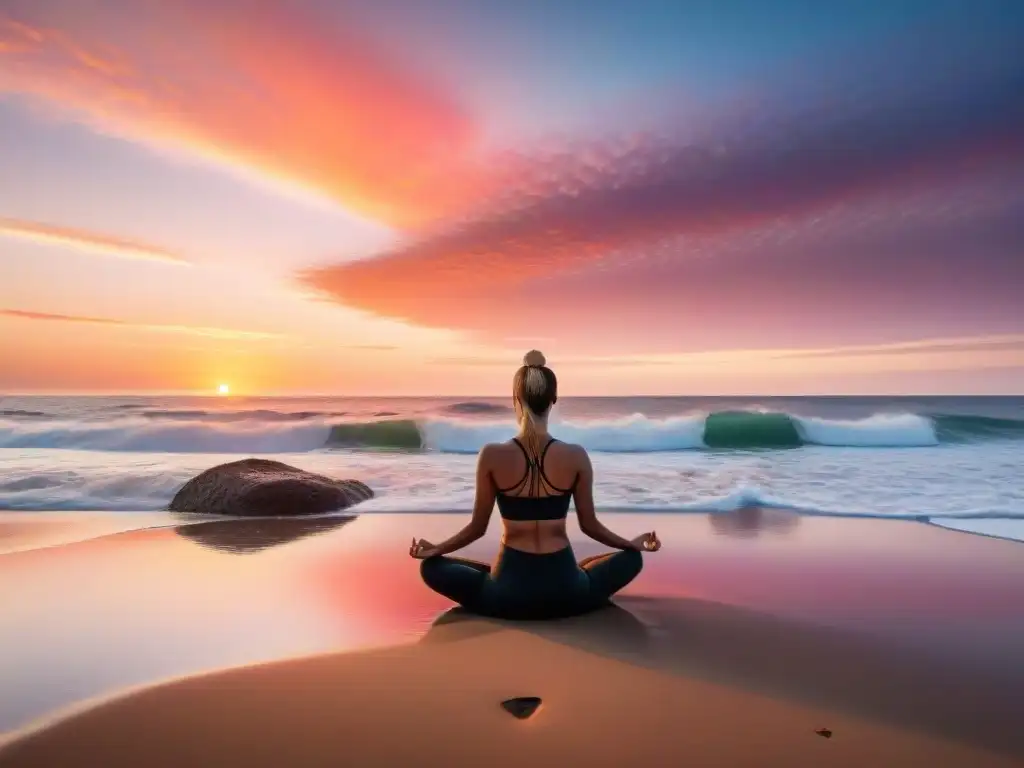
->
[[410, 350, 661, 620]]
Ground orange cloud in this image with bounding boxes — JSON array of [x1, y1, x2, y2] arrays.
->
[[0, 4, 481, 227], [0, 217, 189, 265], [0, 309, 284, 340]]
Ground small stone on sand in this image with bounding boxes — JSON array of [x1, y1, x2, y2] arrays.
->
[[501, 697, 542, 719]]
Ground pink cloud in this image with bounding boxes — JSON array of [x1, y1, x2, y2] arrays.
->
[[297, 56, 1024, 348], [0, 3, 482, 227]]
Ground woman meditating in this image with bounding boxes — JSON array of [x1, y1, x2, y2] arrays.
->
[[410, 350, 661, 620]]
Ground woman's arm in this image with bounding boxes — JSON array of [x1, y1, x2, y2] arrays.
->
[[572, 447, 641, 551], [427, 445, 497, 556]]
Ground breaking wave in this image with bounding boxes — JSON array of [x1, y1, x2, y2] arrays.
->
[[1, 410, 1021, 454]]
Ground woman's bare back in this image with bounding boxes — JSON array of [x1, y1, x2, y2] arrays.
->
[[411, 351, 659, 619], [489, 438, 581, 554]]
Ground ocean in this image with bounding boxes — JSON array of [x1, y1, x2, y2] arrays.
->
[[1, 395, 1022, 542]]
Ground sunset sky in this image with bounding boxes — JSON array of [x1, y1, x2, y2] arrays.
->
[[1, 0, 1022, 395]]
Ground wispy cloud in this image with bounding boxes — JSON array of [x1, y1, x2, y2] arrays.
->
[[428, 354, 679, 367], [0, 4, 479, 227], [772, 335, 1024, 360], [430, 334, 1024, 370], [0, 309, 283, 340], [0, 217, 189, 265], [347, 344, 400, 352]]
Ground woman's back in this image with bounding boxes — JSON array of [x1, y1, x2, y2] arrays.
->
[[411, 349, 658, 621], [489, 437, 582, 554]]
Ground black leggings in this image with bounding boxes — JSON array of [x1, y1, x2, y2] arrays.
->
[[419, 544, 643, 621]]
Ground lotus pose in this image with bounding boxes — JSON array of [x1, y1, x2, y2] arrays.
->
[[411, 350, 661, 620]]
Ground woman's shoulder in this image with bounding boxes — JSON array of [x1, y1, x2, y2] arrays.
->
[[480, 438, 587, 454], [479, 439, 585, 455], [550, 438, 588, 463], [551, 437, 584, 451], [478, 441, 516, 459]]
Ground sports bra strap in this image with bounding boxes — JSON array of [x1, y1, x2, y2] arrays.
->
[[497, 437, 574, 496], [511, 437, 533, 465], [539, 437, 557, 465]]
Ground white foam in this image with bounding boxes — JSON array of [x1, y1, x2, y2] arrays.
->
[[2, 446, 1023, 545], [0, 418, 332, 454], [0, 466, 199, 510], [929, 517, 1024, 542], [794, 413, 939, 447], [622, 484, 793, 512]]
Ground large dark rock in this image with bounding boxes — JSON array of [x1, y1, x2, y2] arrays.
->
[[168, 458, 373, 517]]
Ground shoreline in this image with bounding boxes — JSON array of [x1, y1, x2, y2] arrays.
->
[[2, 507, 1023, 554]]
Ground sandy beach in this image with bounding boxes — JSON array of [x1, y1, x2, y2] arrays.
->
[[1, 511, 1022, 766]]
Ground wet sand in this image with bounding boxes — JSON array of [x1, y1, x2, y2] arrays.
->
[[1, 510, 1022, 766]]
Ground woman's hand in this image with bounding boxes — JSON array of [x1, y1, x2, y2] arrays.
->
[[409, 538, 441, 559], [630, 531, 662, 552]]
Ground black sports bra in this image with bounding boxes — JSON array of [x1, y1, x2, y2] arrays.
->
[[495, 438, 577, 522]]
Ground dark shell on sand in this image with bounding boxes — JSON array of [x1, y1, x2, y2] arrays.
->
[[500, 697, 542, 720], [168, 458, 373, 517]]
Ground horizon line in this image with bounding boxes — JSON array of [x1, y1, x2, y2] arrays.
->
[[3, 390, 1022, 398]]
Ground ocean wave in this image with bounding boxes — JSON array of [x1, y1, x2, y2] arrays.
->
[[0, 409, 50, 419], [443, 401, 513, 415], [0, 410, 1021, 454], [0, 468, 195, 511], [347, 411, 1023, 452], [0, 418, 333, 453], [794, 413, 939, 447], [932, 414, 1024, 441], [327, 420, 423, 449], [137, 409, 346, 422], [417, 411, 947, 452], [419, 414, 709, 452]]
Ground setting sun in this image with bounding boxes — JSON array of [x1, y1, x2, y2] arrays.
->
[[217, 383, 230, 396]]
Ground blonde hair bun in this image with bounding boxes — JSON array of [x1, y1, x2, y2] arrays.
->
[[522, 350, 546, 368]]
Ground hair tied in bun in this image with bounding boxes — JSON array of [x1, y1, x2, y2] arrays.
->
[[522, 350, 546, 368]]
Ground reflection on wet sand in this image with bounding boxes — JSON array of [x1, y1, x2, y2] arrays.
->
[[708, 507, 801, 538], [175, 515, 356, 554]]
